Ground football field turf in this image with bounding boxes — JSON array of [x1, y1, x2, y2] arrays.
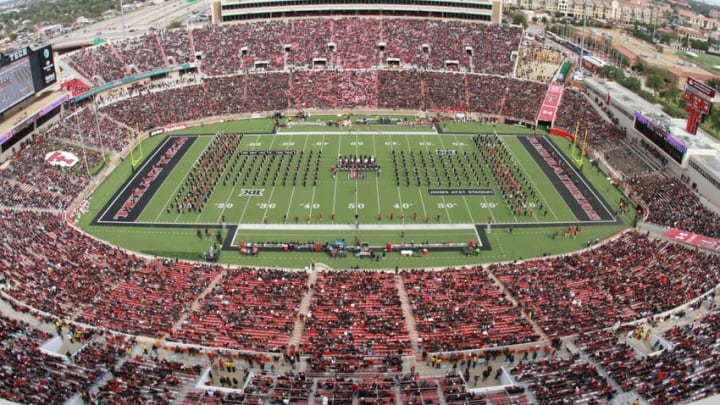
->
[[79, 118, 633, 268]]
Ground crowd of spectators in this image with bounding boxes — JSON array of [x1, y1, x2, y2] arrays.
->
[[491, 231, 720, 337], [291, 70, 378, 110], [172, 267, 307, 352], [0, 313, 97, 404], [66, 44, 128, 85], [0, 132, 101, 209], [402, 266, 537, 352], [45, 105, 130, 152], [625, 172, 720, 238], [302, 271, 410, 363], [553, 88, 625, 148], [501, 79, 547, 124], [1, 209, 720, 403], [116, 33, 168, 74], [573, 304, 720, 404], [94, 70, 557, 132], [94, 356, 202, 403], [511, 355, 615, 404], [68, 18, 518, 77]]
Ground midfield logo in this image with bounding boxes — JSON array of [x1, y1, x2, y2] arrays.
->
[[239, 189, 264, 197]]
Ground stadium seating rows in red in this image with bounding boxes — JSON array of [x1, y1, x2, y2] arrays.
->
[[98, 70, 547, 131], [490, 232, 720, 337], [402, 266, 538, 353], [0, 134, 102, 209], [67, 19, 522, 83], [573, 310, 720, 405], [301, 271, 410, 362], [626, 172, 720, 239], [171, 267, 307, 352]]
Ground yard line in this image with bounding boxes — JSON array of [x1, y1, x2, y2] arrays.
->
[[170, 135, 216, 223], [307, 134, 326, 219], [371, 133, 382, 217], [330, 133, 343, 221], [387, 134, 407, 224], [420, 133, 452, 223], [285, 134, 312, 221], [437, 133, 477, 224], [258, 132, 284, 222], [403, 134, 428, 218], [501, 135, 560, 222], [236, 134, 275, 224], [153, 137, 209, 223], [213, 133, 276, 225]]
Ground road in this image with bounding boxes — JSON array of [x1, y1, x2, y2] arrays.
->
[[52, 0, 210, 47]]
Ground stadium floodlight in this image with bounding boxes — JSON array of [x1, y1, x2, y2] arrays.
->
[[92, 95, 107, 163], [120, 0, 126, 38]]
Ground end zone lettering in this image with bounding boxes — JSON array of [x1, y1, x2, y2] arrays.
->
[[428, 188, 494, 196]]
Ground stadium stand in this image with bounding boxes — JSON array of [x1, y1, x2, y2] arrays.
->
[[1, 16, 720, 405]]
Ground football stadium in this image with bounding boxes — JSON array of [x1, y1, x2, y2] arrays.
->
[[1, 3, 720, 405]]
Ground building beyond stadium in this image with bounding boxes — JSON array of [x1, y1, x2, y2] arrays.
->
[[212, 0, 502, 23]]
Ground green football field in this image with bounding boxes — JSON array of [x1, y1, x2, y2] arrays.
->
[[78, 117, 634, 268]]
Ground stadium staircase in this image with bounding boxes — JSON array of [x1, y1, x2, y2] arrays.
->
[[154, 33, 169, 66], [107, 43, 129, 77], [169, 269, 228, 334], [187, 28, 197, 58], [395, 274, 420, 359], [484, 268, 552, 349], [287, 269, 320, 349]]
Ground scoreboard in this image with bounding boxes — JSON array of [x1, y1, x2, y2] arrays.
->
[[0, 45, 57, 116]]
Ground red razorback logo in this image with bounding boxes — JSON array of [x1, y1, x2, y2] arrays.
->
[[45, 151, 79, 167]]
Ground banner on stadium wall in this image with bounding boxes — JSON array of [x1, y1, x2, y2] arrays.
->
[[663, 228, 720, 252], [72, 63, 195, 103], [149, 123, 187, 137], [548, 128, 576, 142]]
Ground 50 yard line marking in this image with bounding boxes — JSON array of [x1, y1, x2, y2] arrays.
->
[[371, 133, 382, 217]]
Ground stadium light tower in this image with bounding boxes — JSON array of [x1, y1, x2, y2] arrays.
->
[[579, 0, 587, 63], [120, 0, 127, 38]]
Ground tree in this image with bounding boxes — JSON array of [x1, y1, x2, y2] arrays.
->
[[646, 74, 665, 94], [512, 14, 528, 28], [690, 39, 708, 51], [708, 78, 720, 91], [167, 20, 184, 29], [601, 65, 625, 81], [622, 76, 642, 92]]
